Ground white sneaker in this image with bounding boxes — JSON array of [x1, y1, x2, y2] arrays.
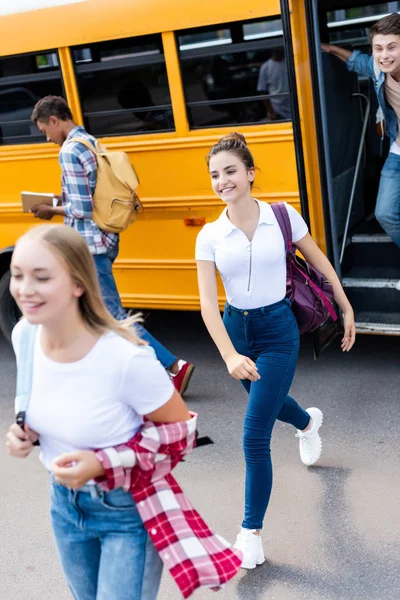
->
[[396, 280, 400, 291], [234, 528, 265, 569], [296, 407, 323, 466]]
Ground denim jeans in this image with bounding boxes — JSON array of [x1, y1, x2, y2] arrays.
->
[[223, 299, 310, 531], [93, 241, 176, 370], [50, 481, 163, 600], [375, 152, 400, 249]]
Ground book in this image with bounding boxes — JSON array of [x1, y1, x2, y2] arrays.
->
[[21, 192, 56, 213]]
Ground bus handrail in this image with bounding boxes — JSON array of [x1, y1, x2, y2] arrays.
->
[[339, 92, 370, 264]]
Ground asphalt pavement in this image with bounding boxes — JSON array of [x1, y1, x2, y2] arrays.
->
[[0, 311, 399, 600]]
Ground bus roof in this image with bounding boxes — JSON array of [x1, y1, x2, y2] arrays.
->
[[0, 0, 280, 56]]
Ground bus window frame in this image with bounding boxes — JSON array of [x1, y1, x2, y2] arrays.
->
[[176, 17, 293, 131], [302, 0, 339, 268], [279, 0, 311, 229], [0, 48, 65, 146], [71, 34, 176, 139]]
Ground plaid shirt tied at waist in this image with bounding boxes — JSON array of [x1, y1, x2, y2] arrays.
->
[[94, 413, 242, 598]]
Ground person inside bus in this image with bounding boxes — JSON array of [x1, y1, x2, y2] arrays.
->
[[323, 13, 400, 289], [257, 48, 291, 121], [195, 132, 356, 569], [27, 96, 194, 395]]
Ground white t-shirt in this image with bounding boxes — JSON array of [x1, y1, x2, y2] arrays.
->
[[257, 58, 291, 120], [195, 200, 308, 310], [12, 320, 174, 470]]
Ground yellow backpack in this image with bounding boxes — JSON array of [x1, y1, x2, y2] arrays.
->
[[69, 137, 142, 234]]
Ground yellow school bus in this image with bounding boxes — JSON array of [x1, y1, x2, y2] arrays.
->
[[0, 0, 398, 339]]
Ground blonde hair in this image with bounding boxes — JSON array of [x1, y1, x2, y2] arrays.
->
[[16, 224, 145, 345]]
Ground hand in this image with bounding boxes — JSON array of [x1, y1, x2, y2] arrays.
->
[[51, 450, 105, 489], [321, 43, 332, 53], [225, 352, 260, 381], [31, 204, 55, 220], [341, 310, 356, 352], [6, 423, 38, 458]]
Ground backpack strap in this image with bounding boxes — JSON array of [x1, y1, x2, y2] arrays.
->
[[271, 203, 294, 255], [68, 137, 98, 156], [271, 202, 295, 298], [15, 322, 38, 429]]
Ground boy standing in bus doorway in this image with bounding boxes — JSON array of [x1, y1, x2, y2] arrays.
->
[[322, 13, 400, 289], [28, 96, 194, 395]]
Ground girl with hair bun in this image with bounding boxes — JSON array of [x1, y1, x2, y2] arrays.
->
[[196, 132, 355, 569]]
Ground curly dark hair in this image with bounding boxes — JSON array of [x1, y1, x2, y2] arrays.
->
[[31, 95, 73, 123]]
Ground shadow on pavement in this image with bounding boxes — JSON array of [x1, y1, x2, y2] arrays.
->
[[236, 465, 399, 600]]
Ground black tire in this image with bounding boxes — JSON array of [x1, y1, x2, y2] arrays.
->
[[0, 270, 21, 342]]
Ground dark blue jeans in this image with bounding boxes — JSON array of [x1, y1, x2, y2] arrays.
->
[[223, 299, 310, 530], [93, 241, 176, 370], [375, 152, 400, 248]]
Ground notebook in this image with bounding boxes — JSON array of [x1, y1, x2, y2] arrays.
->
[[21, 192, 56, 213]]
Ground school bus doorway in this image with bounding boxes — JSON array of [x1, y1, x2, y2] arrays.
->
[[305, 0, 400, 334]]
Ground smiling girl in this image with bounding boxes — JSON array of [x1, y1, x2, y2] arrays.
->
[[6, 224, 190, 600], [195, 132, 355, 569]]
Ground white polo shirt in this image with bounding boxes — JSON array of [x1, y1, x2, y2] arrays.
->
[[195, 200, 308, 309]]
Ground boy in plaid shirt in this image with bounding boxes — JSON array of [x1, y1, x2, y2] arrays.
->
[[29, 96, 194, 392]]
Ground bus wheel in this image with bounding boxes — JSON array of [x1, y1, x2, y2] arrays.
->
[[0, 270, 20, 342]]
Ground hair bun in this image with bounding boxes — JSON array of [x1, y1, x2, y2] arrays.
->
[[206, 131, 254, 169], [220, 132, 247, 147]]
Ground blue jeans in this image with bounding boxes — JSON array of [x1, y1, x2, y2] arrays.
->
[[50, 481, 163, 600], [223, 299, 310, 531], [375, 152, 400, 249], [93, 241, 176, 370]]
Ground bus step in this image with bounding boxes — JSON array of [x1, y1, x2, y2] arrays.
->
[[342, 277, 399, 288], [355, 311, 400, 335], [342, 234, 400, 271], [342, 279, 400, 313], [351, 233, 392, 243]]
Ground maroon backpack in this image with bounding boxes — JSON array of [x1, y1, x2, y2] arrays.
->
[[271, 203, 338, 334]]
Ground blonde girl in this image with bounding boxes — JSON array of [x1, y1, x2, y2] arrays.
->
[[6, 224, 190, 600]]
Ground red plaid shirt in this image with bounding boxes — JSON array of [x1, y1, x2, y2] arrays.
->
[[94, 414, 242, 598]]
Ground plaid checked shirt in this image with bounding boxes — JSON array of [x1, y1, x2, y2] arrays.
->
[[94, 414, 242, 598], [60, 127, 118, 255]]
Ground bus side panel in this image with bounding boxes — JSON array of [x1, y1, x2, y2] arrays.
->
[[113, 128, 300, 310], [0, 127, 299, 311]]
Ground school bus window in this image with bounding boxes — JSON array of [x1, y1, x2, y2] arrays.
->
[[243, 18, 283, 40], [179, 29, 232, 50], [327, 26, 369, 48], [327, 2, 400, 26], [72, 35, 175, 138], [177, 18, 291, 129], [326, 3, 400, 48], [36, 53, 59, 69], [0, 50, 63, 145]]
